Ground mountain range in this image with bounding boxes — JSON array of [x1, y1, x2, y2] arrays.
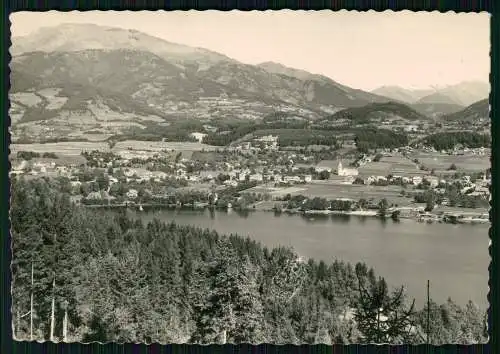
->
[[441, 98, 489, 124], [371, 82, 489, 106], [9, 23, 490, 142]]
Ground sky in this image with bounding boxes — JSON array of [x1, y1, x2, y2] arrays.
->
[[10, 10, 490, 91]]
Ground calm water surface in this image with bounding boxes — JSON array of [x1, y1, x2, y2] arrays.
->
[[127, 209, 489, 309]]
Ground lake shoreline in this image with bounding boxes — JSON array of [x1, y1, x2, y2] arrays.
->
[[82, 202, 489, 226]]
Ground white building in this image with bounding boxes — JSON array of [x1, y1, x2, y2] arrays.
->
[[190, 132, 207, 143], [224, 180, 239, 187], [284, 176, 301, 183], [126, 189, 139, 199], [424, 176, 439, 188], [123, 169, 136, 178], [249, 173, 263, 182], [337, 161, 359, 177], [412, 176, 423, 185]]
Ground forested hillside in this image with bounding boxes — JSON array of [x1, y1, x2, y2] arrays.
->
[[10, 177, 488, 344]]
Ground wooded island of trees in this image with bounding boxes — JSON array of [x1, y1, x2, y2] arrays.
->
[[11, 177, 488, 344]]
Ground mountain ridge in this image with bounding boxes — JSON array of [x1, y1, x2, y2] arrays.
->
[[372, 81, 489, 107], [441, 98, 489, 123], [11, 23, 234, 65], [371, 86, 435, 104], [11, 23, 483, 143], [10, 45, 391, 142]]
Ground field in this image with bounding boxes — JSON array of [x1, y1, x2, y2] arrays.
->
[[112, 140, 217, 153], [11, 142, 110, 156], [11, 140, 218, 156], [297, 182, 412, 205], [246, 182, 413, 206], [410, 152, 490, 173], [435, 206, 490, 215], [246, 186, 307, 197], [358, 154, 424, 177]]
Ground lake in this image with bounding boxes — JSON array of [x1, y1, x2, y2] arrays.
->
[[127, 208, 489, 309]]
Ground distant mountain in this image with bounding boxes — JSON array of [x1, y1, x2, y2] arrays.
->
[[372, 82, 489, 118], [258, 61, 390, 105], [10, 23, 394, 142], [410, 102, 465, 119], [441, 98, 489, 123], [370, 86, 434, 104], [324, 101, 431, 125], [416, 81, 489, 107], [11, 23, 232, 66], [416, 91, 463, 106]]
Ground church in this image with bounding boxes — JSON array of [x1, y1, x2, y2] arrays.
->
[[337, 160, 359, 177]]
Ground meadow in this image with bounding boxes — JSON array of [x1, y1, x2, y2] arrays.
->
[[299, 182, 411, 205], [248, 182, 412, 206], [11, 140, 219, 161], [111, 140, 217, 153], [11, 142, 110, 156], [358, 154, 425, 177], [410, 152, 490, 173]]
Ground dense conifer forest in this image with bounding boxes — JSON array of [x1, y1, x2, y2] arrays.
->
[[10, 177, 488, 344]]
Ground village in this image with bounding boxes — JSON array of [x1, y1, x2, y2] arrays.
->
[[9, 132, 491, 226]]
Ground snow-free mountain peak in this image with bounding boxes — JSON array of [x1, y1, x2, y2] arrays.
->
[[11, 23, 233, 65]]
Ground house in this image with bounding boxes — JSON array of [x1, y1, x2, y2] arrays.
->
[[337, 161, 359, 177], [404, 125, 418, 132], [200, 171, 217, 181], [412, 176, 423, 185], [87, 191, 102, 200], [126, 189, 139, 199], [151, 171, 168, 182], [365, 176, 376, 184], [315, 166, 332, 173], [424, 176, 439, 188], [249, 173, 263, 182], [70, 181, 82, 188], [224, 180, 239, 187], [284, 176, 301, 183], [314, 160, 337, 173], [176, 168, 186, 177], [123, 169, 136, 178], [12, 160, 30, 172], [257, 134, 278, 143], [190, 132, 207, 143]]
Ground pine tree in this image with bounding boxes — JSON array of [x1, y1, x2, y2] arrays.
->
[[354, 275, 416, 343], [231, 256, 264, 343], [194, 239, 239, 343]]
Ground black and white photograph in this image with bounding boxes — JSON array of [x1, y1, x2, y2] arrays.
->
[[9, 10, 490, 345]]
